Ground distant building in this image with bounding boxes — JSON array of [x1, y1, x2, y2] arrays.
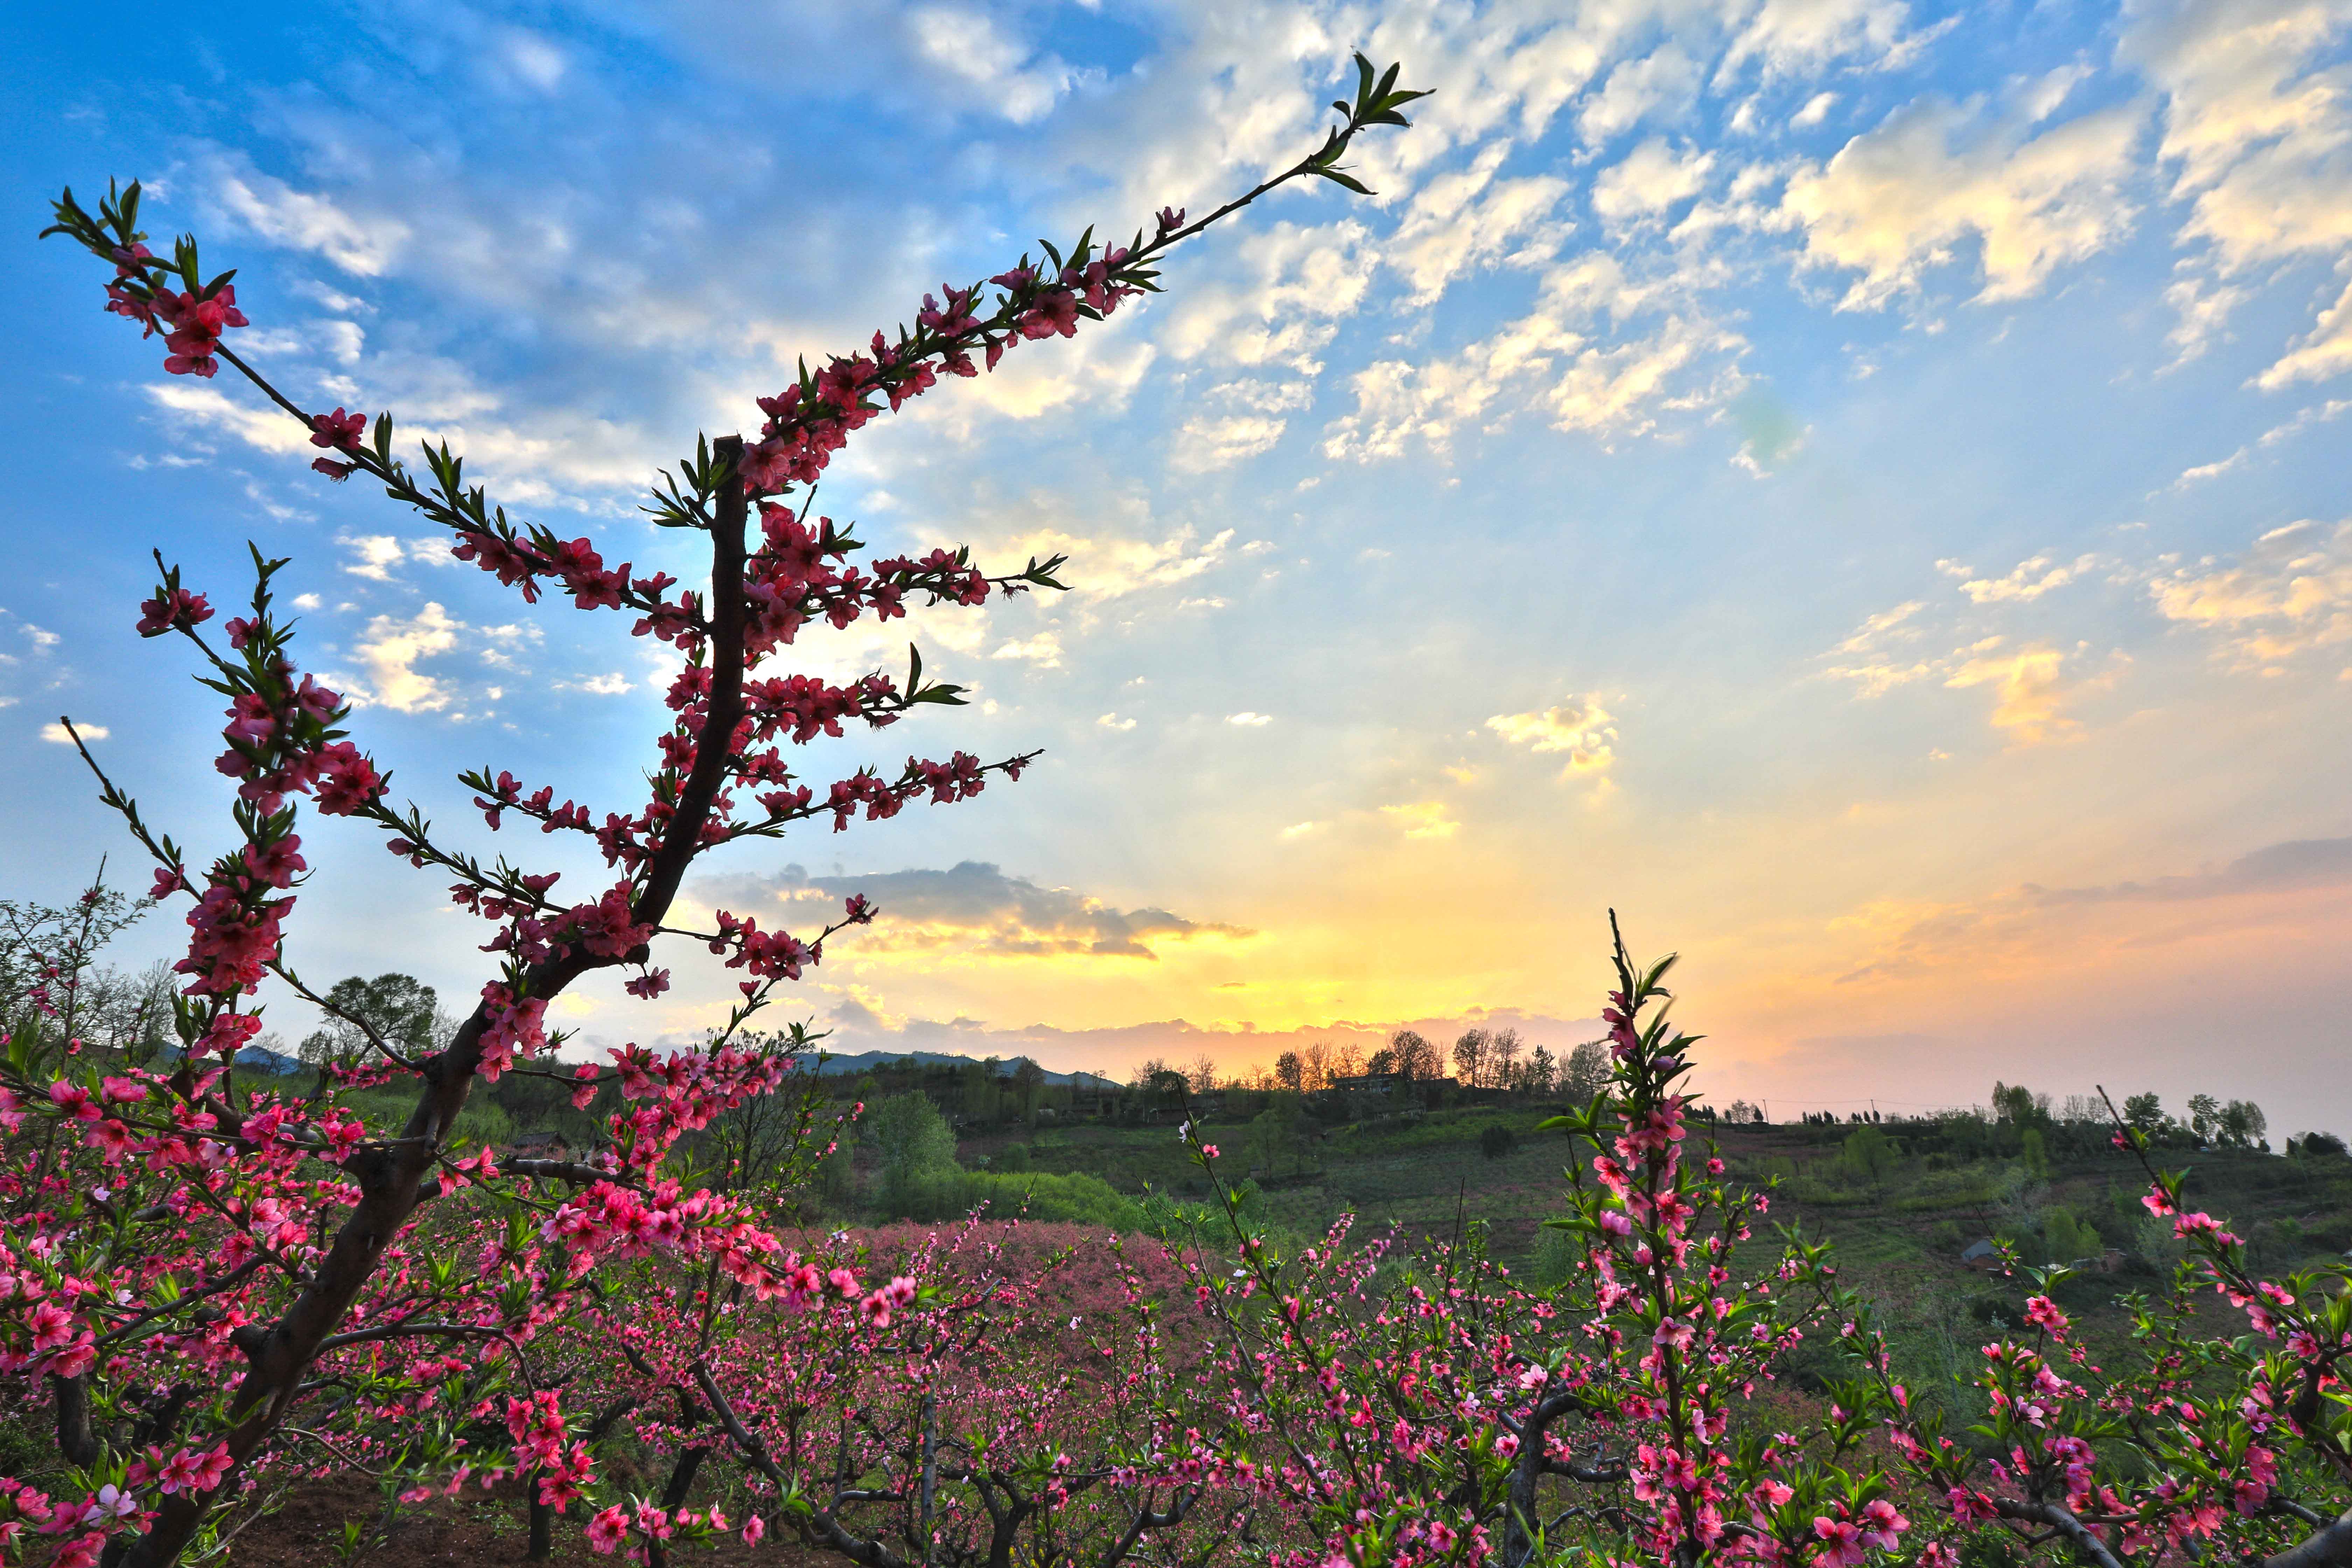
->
[[504, 1130, 573, 1162], [1331, 1072, 1404, 1096], [1959, 1239, 2001, 1273]]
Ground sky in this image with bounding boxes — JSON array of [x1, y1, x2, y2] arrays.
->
[[4, 0, 2350, 1134]]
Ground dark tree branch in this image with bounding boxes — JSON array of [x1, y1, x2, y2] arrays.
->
[[1994, 1500, 2124, 1568], [2270, 1510, 2352, 1568]]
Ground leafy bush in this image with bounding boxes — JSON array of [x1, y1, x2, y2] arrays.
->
[[900, 1167, 1144, 1228]]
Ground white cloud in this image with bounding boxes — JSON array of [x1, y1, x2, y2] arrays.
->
[[1578, 44, 1701, 145], [978, 516, 1233, 603], [1159, 220, 1378, 375], [1213, 380, 1314, 415], [1323, 253, 1743, 459], [142, 384, 312, 456], [1938, 552, 2100, 603], [143, 362, 660, 507], [2122, 0, 2352, 379], [2260, 274, 2352, 389], [1380, 800, 1461, 839], [1486, 698, 1617, 775], [1592, 139, 1717, 227], [2148, 518, 2352, 667], [495, 27, 568, 93], [314, 320, 367, 366], [1781, 96, 2144, 307], [1820, 599, 1955, 694], [1387, 141, 1572, 306], [2161, 274, 2252, 362], [1169, 379, 1315, 472], [1824, 572, 2137, 737], [1722, 0, 1912, 82], [915, 331, 1160, 434], [1792, 92, 1840, 128], [903, 5, 1079, 124], [990, 632, 1064, 667], [708, 860, 1241, 963], [1943, 644, 2111, 744], [2126, 0, 2352, 269], [196, 148, 411, 276], [342, 535, 407, 582], [1226, 711, 1273, 727], [342, 602, 465, 714], [1096, 713, 1136, 731], [40, 722, 104, 744], [2174, 396, 2351, 486], [1171, 413, 1290, 472]]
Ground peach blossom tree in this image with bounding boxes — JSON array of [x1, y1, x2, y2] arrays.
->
[[3, 56, 1428, 1568]]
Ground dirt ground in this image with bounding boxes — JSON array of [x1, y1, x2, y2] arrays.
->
[[225, 1476, 830, 1567]]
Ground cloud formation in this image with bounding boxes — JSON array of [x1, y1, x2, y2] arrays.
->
[[1380, 800, 1462, 840], [1780, 95, 2143, 308], [2149, 519, 2352, 668], [16, 0, 2352, 1138], [1486, 698, 1618, 775], [704, 862, 1248, 961], [2124, 0, 2352, 376], [1942, 645, 2099, 745], [2029, 837, 2352, 904]]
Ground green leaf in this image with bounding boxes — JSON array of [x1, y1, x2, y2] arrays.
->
[[1315, 168, 1374, 196]]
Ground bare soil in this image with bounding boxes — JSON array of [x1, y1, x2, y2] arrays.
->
[[225, 1476, 828, 1568]]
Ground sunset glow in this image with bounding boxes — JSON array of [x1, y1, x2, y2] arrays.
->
[[7, 0, 2348, 1133]]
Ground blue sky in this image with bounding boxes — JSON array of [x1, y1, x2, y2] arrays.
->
[[6, 0, 2351, 1131]]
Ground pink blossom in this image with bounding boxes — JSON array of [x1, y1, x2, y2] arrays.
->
[[308, 407, 367, 451], [135, 587, 212, 637]]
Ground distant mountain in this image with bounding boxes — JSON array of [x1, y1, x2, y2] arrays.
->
[[803, 1049, 1120, 1089]]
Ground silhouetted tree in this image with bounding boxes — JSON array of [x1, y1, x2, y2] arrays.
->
[[1525, 1044, 1555, 1097], [296, 972, 439, 1066], [1560, 1039, 1609, 1105], [1452, 1027, 1489, 1088], [1489, 1026, 1523, 1088], [1389, 1029, 1438, 1081]]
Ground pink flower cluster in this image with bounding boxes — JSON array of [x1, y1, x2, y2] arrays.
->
[[96, 240, 248, 378], [736, 245, 1144, 500], [17, 80, 1458, 1566]]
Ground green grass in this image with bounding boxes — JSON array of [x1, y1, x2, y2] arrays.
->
[[958, 1111, 2352, 1340]]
